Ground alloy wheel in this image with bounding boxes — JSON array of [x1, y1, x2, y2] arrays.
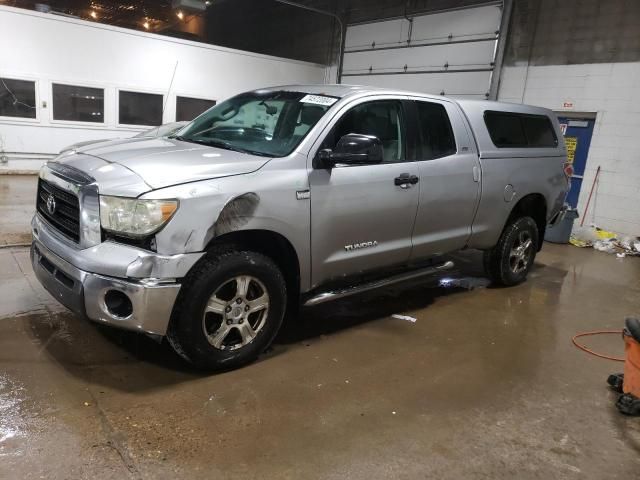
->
[[202, 275, 270, 351]]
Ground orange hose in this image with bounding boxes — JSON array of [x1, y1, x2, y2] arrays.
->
[[572, 330, 625, 362]]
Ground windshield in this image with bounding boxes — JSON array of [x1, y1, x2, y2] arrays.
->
[[174, 90, 336, 157]]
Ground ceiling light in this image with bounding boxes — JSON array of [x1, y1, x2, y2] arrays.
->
[[176, 10, 184, 20], [143, 21, 150, 29], [90, 10, 97, 19]]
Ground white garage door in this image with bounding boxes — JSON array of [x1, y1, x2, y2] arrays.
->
[[341, 3, 503, 99]]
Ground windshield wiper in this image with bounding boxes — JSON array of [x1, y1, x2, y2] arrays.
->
[[173, 136, 232, 149], [205, 139, 243, 151], [171, 135, 198, 144], [172, 136, 272, 157]]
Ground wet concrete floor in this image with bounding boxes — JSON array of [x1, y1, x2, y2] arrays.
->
[[1, 243, 640, 479], [0, 175, 36, 246]]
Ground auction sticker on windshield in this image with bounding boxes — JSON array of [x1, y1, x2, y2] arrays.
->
[[300, 94, 339, 106]]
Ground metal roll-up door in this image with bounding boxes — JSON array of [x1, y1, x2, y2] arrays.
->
[[341, 3, 503, 99]]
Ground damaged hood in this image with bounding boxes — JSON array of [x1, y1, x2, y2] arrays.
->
[[58, 137, 271, 194]]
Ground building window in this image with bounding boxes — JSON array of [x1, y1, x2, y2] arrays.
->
[[176, 96, 216, 121], [0, 78, 36, 119], [52, 83, 104, 123], [484, 111, 558, 148], [119, 90, 163, 126]]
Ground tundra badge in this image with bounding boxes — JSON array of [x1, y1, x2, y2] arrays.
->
[[345, 241, 378, 252]]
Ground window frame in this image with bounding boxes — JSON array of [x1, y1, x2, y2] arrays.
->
[[116, 87, 165, 128], [50, 81, 106, 126], [484, 110, 559, 148], [413, 99, 458, 161], [175, 95, 217, 122], [0, 75, 40, 123], [314, 96, 410, 167]]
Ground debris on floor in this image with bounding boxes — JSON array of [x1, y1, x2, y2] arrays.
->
[[570, 225, 640, 256], [438, 277, 490, 289], [391, 314, 417, 323]]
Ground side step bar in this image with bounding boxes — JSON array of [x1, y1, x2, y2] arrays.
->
[[303, 260, 455, 307]]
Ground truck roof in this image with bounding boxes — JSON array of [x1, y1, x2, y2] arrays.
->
[[262, 84, 556, 117], [261, 84, 564, 158], [262, 83, 446, 101]]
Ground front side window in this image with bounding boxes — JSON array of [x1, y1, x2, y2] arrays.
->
[[416, 101, 456, 159], [53, 83, 104, 123], [119, 91, 163, 126], [0, 78, 36, 119], [176, 90, 334, 157], [323, 100, 405, 163]]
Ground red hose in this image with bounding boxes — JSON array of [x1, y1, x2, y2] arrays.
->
[[572, 330, 625, 362]]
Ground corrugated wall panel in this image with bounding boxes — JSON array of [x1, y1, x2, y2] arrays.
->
[[343, 71, 493, 98], [342, 4, 502, 97]]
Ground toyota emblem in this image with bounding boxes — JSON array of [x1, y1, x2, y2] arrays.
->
[[46, 194, 56, 215]]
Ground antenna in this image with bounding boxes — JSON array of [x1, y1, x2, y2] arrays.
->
[[163, 60, 179, 118]]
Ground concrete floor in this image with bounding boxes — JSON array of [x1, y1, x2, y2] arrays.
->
[[0, 175, 36, 246], [1, 242, 639, 479]]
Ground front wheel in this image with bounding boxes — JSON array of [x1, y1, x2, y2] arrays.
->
[[167, 248, 286, 370], [484, 216, 539, 286]]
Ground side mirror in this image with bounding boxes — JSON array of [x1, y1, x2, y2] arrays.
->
[[318, 133, 384, 168]]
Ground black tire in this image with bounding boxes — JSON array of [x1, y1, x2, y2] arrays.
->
[[167, 247, 286, 370], [483, 216, 539, 286]]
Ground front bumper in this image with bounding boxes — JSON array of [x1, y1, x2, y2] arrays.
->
[[31, 215, 204, 335]]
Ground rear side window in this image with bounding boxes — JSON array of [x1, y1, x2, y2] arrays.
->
[[484, 111, 558, 148], [416, 101, 456, 159]]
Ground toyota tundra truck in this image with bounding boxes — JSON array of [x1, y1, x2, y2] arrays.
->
[[31, 85, 569, 370]]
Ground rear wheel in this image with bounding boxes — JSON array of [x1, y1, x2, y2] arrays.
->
[[167, 248, 286, 370], [484, 216, 539, 286]]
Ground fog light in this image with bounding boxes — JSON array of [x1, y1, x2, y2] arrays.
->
[[104, 290, 133, 318]]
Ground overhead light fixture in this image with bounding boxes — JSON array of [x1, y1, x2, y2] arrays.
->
[[143, 20, 150, 29], [90, 10, 97, 19], [176, 10, 184, 20], [171, 0, 207, 13]]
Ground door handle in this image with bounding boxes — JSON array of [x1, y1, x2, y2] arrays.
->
[[394, 173, 419, 187]]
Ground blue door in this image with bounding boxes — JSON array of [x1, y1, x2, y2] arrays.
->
[[557, 117, 595, 208]]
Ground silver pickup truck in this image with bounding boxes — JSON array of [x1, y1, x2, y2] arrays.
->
[[31, 84, 569, 370]]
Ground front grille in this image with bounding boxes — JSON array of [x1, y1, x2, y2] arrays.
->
[[37, 179, 81, 242]]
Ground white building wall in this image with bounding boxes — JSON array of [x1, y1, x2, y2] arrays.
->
[[0, 6, 326, 170], [499, 62, 640, 236]]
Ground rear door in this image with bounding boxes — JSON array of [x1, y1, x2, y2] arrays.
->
[[556, 116, 595, 208], [409, 99, 481, 259], [308, 97, 420, 288]]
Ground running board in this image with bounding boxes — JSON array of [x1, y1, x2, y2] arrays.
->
[[303, 260, 455, 307]]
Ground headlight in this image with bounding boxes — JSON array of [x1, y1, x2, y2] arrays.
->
[[99, 196, 178, 237]]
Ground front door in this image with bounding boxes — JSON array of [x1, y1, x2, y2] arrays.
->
[[557, 116, 596, 208], [308, 98, 420, 289], [409, 99, 481, 259]]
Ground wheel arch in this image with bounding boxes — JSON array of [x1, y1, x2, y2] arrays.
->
[[205, 229, 301, 305], [507, 193, 547, 250]]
